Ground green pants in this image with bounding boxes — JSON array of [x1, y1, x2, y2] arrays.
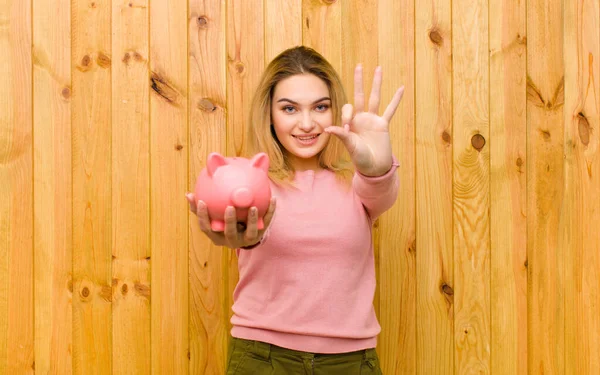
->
[[226, 337, 383, 375]]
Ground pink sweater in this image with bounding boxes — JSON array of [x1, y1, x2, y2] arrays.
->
[[230, 157, 400, 354]]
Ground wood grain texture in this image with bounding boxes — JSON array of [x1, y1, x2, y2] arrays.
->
[[489, 0, 527, 373], [0, 0, 33, 373], [150, 0, 189, 373], [112, 0, 150, 374], [452, 0, 490, 372], [226, 0, 264, 338], [563, 0, 600, 374], [377, 0, 416, 373], [265, 0, 301, 63], [188, 0, 227, 374], [341, 0, 379, 318], [415, 0, 454, 372], [71, 0, 112, 373], [33, 0, 72, 372], [226, 0, 264, 158], [526, 0, 565, 374], [302, 0, 342, 75]]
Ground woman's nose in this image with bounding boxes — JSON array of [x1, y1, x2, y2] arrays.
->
[[298, 112, 315, 131]]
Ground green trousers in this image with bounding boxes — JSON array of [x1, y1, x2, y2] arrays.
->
[[226, 337, 383, 375]]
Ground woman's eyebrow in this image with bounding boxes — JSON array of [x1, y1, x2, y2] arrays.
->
[[276, 97, 331, 105]]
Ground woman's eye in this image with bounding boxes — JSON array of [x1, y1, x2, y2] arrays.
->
[[283, 106, 296, 113], [315, 104, 329, 112]]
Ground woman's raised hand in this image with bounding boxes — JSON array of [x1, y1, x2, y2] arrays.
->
[[324, 65, 404, 176]]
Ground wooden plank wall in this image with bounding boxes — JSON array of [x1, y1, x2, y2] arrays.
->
[[1, 0, 599, 374]]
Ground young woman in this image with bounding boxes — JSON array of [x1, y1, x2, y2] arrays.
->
[[186, 46, 404, 374]]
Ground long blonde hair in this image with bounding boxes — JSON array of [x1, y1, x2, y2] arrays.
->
[[245, 46, 354, 188]]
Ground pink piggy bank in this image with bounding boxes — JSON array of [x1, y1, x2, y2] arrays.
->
[[194, 152, 271, 232]]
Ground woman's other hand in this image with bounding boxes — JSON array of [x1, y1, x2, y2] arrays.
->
[[186, 194, 276, 249]]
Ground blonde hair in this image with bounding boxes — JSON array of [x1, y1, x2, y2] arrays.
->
[[245, 46, 354, 188]]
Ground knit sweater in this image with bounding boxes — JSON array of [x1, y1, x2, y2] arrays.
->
[[230, 156, 400, 354]]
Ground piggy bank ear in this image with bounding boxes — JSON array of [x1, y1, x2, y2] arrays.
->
[[206, 153, 228, 176], [250, 152, 269, 173]]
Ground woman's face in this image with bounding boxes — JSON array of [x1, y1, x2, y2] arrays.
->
[[271, 74, 332, 171]]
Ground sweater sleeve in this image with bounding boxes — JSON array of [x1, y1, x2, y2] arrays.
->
[[352, 155, 400, 221]]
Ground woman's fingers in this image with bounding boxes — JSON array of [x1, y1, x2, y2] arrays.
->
[[244, 207, 259, 242], [368, 66, 382, 113], [324, 124, 357, 154], [341, 103, 353, 128], [354, 64, 364, 112], [186, 193, 197, 214], [382, 86, 405, 123], [262, 197, 277, 229], [223, 206, 238, 241], [196, 201, 223, 243]]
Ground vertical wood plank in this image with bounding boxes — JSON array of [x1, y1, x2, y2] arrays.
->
[[112, 0, 150, 373], [452, 0, 490, 372], [71, 0, 112, 372], [150, 0, 189, 373], [341, 0, 379, 319], [226, 0, 264, 338], [227, 0, 264, 158], [302, 0, 342, 75], [0, 0, 33, 373], [265, 0, 302, 63], [489, 0, 527, 373], [563, 0, 600, 373], [188, 0, 227, 374], [415, 0, 454, 371], [526, 0, 565, 373], [377, 0, 416, 372], [33, 0, 72, 372]]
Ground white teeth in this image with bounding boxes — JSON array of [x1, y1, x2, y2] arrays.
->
[[296, 135, 317, 140]]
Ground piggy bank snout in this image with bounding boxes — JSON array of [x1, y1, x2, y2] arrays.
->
[[231, 187, 253, 208]]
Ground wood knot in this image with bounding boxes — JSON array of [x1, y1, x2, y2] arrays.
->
[[81, 55, 91, 67], [441, 283, 454, 296], [578, 112, 590, 146], [133, 52, 143, 61], [471, 134, 485, 151], [121, 284, 128, 295], [322, 0, 336, 4], [112, 278, 119, 286], [234, 62, 245, 75], [408, 239, 416, 254], [204, 261, 208, 267], [429, 29, 443, 46], [61, 87, 71, 99], [516, 157, 523, 167], [90, 2, 96, 8], [175, 144, 183, 151], [197, 16, 208, 28], [442, 130, 452, 144], [67, 279, 73, 293], [81, 287, 90, 298], [129, 2, 133, 6], [524, 259, 528, 268], [150, 72, 179, 104], [134, 283, 151, 299], [305, 17, 310, 29], [540, 129, 551, 141], [99, 285, 112, 302], [122, 52, 131, 64], [97, 52, 111, 68], [517, 33, 527, 45], [198, 98, 217, 112]]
